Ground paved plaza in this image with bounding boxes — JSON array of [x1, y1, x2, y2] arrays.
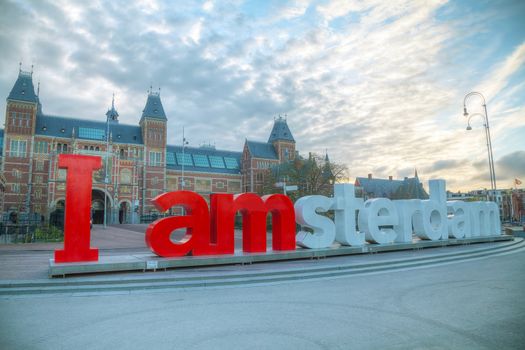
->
[[0, 226, 524, 349]]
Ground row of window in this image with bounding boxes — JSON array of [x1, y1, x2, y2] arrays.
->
[[11, 140, 142, 158], [12, 168, 46, 181], [149, 151, 162, 166], [10, 184, 44, 199], [7, 139, 239, 172], [257, 160, 273, 169], [148, 129, 163, 142], [165, 177, 241, 192], [10, 140, 27, 157], [10, 112, 31, 128]]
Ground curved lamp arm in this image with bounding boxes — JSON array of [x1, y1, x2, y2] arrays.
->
[[463, 91, 487, 116], [466, 113, 487, 130]]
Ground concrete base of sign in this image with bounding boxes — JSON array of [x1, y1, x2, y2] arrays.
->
[[504, 226, 525, 237], [48, 235, 513, 277]]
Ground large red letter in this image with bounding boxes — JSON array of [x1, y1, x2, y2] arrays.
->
[[262, 194, 296, 251], [209, 194, 236, 254], [54, 154, 102, 263], [145, 191, 211, 257], [210, 193, 296, 253]]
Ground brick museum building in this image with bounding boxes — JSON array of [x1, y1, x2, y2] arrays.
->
[[0, 68, 298, 224]]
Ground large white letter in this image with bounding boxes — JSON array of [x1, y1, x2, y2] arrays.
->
[[485, 201, 501, 236], [414, 180, 448, 240], [447, 201, 471, 239], [468, 202, 483, 237], [358, 198, 398, 244], [393, 199, 422, 243], [333, 184, 365, 246], [469, 201, 501, 236], [294, 195, 335, 249]]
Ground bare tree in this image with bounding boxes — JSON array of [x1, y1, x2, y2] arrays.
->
[[262, 153, 348, 202]]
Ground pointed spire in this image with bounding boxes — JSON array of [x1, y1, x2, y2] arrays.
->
[[324, 149, 330, 162], [19, 61, 22, 72], [415, 168, 419, 178], [37, 81, 40, 97], [106, 93, 119, 123]]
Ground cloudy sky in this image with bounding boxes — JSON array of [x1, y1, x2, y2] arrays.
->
[[1, 0, 524, 192]]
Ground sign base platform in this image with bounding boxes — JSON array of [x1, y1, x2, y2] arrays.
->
[[49, 235, 513, 277]]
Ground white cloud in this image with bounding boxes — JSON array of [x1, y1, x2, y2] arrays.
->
[[0, 0, 522, 192], [203, 1, 214, 13], [476, 42, 525, 104], [316, 0, 374, 22]]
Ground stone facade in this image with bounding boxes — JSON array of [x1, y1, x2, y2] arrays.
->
[[0, 68, 297, 224]]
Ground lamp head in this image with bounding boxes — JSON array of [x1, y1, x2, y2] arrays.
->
[[466, 125, 472, 131], [463, 107, 469, 117]]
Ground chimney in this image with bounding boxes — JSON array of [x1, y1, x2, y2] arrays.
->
[[389, 176, 393, 181], [368, 173, 372, 179]]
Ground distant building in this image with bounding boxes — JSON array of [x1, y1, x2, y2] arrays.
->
[[355, 171, 428, 200], [242, 116, 296, 193], [0, 67, 302, 224], [448, 188, 524, 223]]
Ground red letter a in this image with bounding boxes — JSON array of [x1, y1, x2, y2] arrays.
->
[[146, 191, 211, 257], [54, 154, 102, 263]]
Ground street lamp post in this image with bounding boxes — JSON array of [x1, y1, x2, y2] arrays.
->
[[181, 127, 189, 190], [463, 91, 497, 200]]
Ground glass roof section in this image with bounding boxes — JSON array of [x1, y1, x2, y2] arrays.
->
[[224, 157, 239, 169], [78, 127, 106, 140], [166, 152, 176, 166], [209, 155, 225, 168], [193, 154, 210, 167], [176, 152, 193, 166]]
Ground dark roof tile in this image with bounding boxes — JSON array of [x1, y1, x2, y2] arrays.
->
[[246, 140, 278, 159], [141, 93, 166, 120], [268, 117, 295, 143], [35, 114, 143, 144], [7, 71, 38, 103]]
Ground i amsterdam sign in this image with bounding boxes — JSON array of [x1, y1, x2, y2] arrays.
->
[[54, 154, 502, 263]]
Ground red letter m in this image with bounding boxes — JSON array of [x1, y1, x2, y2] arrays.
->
[[210, 193, 296, 254]]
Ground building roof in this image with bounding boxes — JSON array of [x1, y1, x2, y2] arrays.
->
[[35, 114, 143, 144], [141, 92, 167, 121], [246, 140, 278, 159], [166, 145, 242, 175], [268, 117, 295, 143], [7, 70, 38, 103], [355, 176, 428, 200]]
